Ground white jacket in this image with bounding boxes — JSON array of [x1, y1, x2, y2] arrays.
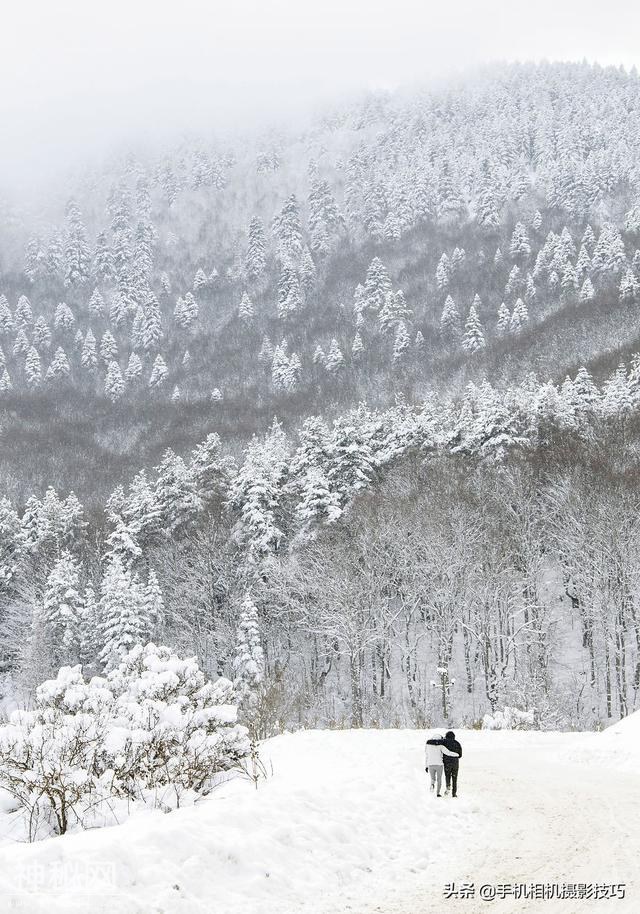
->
[[425, 737, 459, 767]]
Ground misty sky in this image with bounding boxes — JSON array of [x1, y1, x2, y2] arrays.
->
[[2, 0, 640, 185]]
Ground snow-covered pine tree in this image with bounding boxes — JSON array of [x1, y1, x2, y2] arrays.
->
[[497, 302, 511, 336], [45, 347, 71, 384], [81, 329, 98, 371], [233, 595, 265, 709], [98, 555, 150, 671], [239, 291, 254, 325], [580, 277, 595, 302], [54, 302, 76, 334], [364, 257, 392, 311], [440, 295, 461, 344], [509, 297, 529, 333], [325, 339, 345, 372], [296, 467, 342, 529], [42, 550, 84, 666], [24, 347, 42, 389], [245, 217, 267, 280], [393, 321, 410, 362], [149, 354, 169, 388], [104, 361, 126, 402], [463, 303, 486, 352], [100, 331, 118, 363], [258, 334, 274, 366], [32, 317, 51, 351]]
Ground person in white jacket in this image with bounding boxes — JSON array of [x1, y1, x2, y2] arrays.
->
[[425, 732, 460, 796]]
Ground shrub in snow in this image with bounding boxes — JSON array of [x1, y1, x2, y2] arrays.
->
[[482, 706, 536, 730], [0, 643, 249, 838]]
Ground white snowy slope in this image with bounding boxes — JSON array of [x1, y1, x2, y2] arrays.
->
[[0, 728, 637, 914]]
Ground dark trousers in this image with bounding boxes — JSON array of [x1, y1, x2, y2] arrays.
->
[[444, 759, 459, 795]]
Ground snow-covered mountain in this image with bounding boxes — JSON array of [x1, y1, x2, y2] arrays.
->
[[2, 61, 640, 749]]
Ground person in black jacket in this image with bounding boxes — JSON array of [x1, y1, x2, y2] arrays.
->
[[425, 730, 462, 797]]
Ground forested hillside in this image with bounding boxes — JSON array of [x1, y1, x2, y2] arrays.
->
[[2, 61, 640, 731]]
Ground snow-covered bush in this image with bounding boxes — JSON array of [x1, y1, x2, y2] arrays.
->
[[482, 706, 536, 730], [105, 643, 250, 798], [0, 644, 250, 838]]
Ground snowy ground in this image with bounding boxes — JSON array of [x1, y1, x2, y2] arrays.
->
[[0, 723, 637, 913]]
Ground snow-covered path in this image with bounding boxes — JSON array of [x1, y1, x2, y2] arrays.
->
[[387, 735, 640, 914], [0, 728, 637, 913]]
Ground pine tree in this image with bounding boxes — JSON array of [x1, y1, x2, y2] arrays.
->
[[24, 347, 42, 389], [505, 265, 522, 298], [143, 569, 165, 635], [258, 335, 274, 366], [12, 329, 30, 357], [463, 304, 486, 352], [239, 292, 254, 325], [299, 247, 317, 295], [45, 347, 71, 384], [509, 298, 529, 333], [0, 296, 14, 336], [439, 295, 461, 344], [80, 329, 98, 371], [42, 550, 84, 664], [325, 339, 345, 372], [619, 268, 639, 303], [272, 194, 303, 264], [328, 411, 376, 505], [125, 352, 143, 382], [100, 331, 119, 363], [142, 295, 163, 350], [393, 322, 410, 362], [524, 273, 537, 307], [245, 217, 267, 280], [580, 277, 595, 302], [313, 345, 326, 367], [271, 341, 290, 390], [63, 199, 91, 287], [436, 253, 451, 290], [92, 233, 114, 283], [54, 302, 76, 333], [561, 263, 579, 297], [109, 290, 129, 328], [14, 295, 33, 329], [497, 302, 511, 336], [352, 331, 364, 360], [364, 258, 392, 311], [233, 595, 264, 707], [414, 330, 425, 351], [98, 556, 150, 671], [193, 268, 208, 291], [296, 467, 342, 529], [0, 370, 12, 392], [104, 361, 125, 402], [378, 290, 412, 334], [32, 316, 51, 351], [277, 266, 302, 319], [451, 247, 466, 272], [509, 222, 531, 261], [149, 354, 169, 388], [229, 419, 290, 559], [576, 245, 591, 278]]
